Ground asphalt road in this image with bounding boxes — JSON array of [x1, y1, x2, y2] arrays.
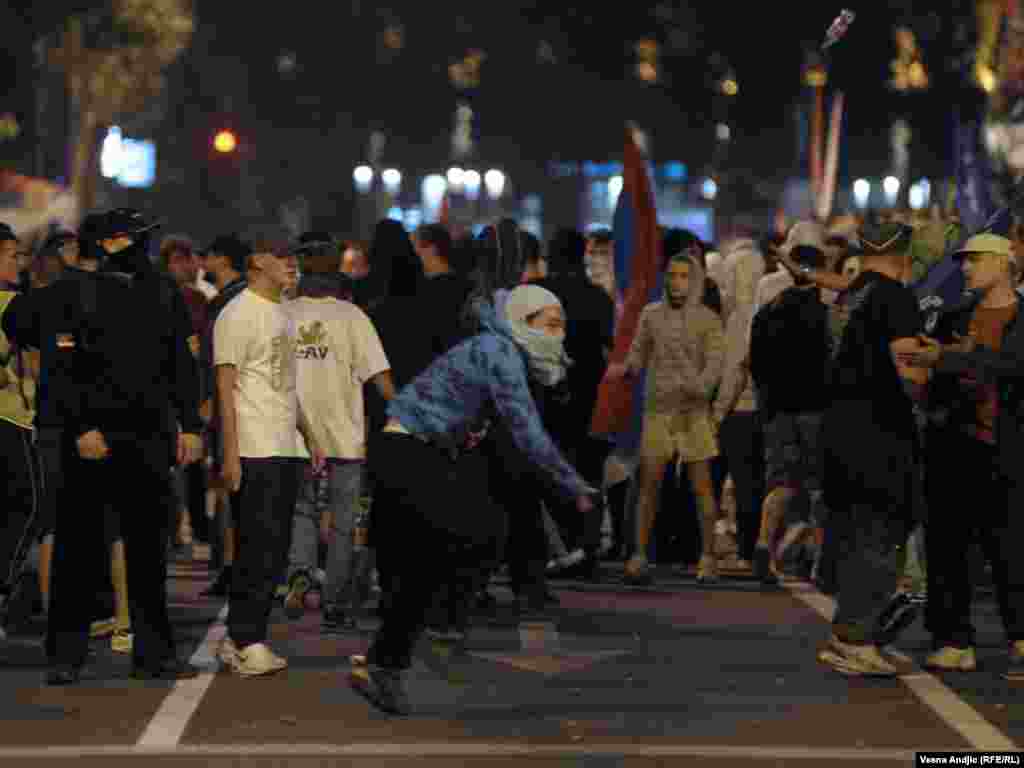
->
[[0, 555, 1020, 768]]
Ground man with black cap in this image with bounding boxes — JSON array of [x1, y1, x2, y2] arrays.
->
[[816, 222, 927, 677], [2, 208, 204, 684]]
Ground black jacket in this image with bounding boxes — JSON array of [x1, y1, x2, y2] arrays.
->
[[2, 265, 201, 438], [926, 293, 1024, 477], [199, 276, 247, 402], [532, 270, 614, 432]]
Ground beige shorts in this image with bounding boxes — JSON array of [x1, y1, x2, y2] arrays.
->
[[640, 409, 719, 465]]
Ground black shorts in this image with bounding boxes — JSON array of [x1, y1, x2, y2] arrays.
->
[[762, 411, 824, 494]]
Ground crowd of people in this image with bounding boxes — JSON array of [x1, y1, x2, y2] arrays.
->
[[0, 204, 1022, 716]]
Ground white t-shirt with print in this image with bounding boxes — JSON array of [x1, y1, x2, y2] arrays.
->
[[286, 297, 389, 460], [214, 288, 301, 458]]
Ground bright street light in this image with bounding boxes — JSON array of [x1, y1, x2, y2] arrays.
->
[[883, 175, 900, 204], [446, 167, 465, 189], [463, 169, 482, 200], [382, 168, 402, 193], [701, 178, 718, 200], [353, 165, 374, 193], [422, 174, 447, 209], [853, 178, 871, 208], [213, 129, 237, 153], [484, 169, 505, 199]]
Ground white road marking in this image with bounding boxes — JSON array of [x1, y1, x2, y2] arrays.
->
[[784, 582, 1018, 751], [134, 602, 228, 748], [0, 742, 915, 760]]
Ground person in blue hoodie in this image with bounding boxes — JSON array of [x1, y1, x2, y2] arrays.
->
[[350, 283, 596, 716]]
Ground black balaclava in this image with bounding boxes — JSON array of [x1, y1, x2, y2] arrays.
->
[[104, 230, 155, 276]]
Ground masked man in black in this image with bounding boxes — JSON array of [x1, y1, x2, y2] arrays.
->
[[2, 208, 203, 685]]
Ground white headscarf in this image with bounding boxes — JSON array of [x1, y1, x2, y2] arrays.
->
[[503, 284, 572, 387]]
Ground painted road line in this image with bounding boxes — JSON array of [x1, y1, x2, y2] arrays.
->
[[135, 602, 229, 748], [783, 581, 1018, 751], [0, 742, 914, 761]]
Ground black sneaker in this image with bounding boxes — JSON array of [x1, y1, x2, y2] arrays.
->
[[131, 659, 201, 681], [322, 607, 357, 635], [46, 664, 82, 686], [349, 664, 410, 715], [874, 592, 920, 647]]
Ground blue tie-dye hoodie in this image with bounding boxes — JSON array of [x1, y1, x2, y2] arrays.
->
[[387, 294, 593, 501]]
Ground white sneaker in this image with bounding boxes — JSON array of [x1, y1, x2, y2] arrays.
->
[[219, 638, 287, 676]]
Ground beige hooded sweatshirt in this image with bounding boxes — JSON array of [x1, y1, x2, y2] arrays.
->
[[626, 251, 724, 415], [712, 238, 765, 423]]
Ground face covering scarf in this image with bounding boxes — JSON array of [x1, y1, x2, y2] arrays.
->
[[503, 284, 573, 387]]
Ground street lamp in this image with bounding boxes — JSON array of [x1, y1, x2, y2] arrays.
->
[[446, 166, 466, 190], [853, 179, 871, 208], [484, 169, 505, 199], [463, 169, 482, 200], [382, 168, 402, 194], [701, 178, 718, 200], [883, 175, 900, 206], [213, 129, 237, 154], [422, 174, 447, 209], [353, 165, 373, 193]]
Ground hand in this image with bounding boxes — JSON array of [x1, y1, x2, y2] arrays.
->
[[223, 454, 242, 493], [76, 430, 110, 460], [199, 399, 213, 424], [177, 432, 204, 466], [948, 331, 976, 355], [899, 335, 942, 368], [187, 335, 200, 358], [311, 446, 326, 473]]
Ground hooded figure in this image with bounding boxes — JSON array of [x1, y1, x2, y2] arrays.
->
[[362, 220, 421, 311], [627, 248, 724, 417], [503, 284, 572, 388]]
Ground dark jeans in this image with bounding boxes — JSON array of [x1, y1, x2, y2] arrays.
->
[[367, 432, 499, 670], [226, 457, 302, 649], [47, 433, 175, 670], [925, 430, 1024, 648], [830, 499, 912, 645], [716, 410, 765, 561]]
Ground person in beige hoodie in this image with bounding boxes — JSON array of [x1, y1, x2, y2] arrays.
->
[[609, 250, 725, 585]]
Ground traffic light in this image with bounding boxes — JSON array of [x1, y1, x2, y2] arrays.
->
[[213, 129, 237, 153]]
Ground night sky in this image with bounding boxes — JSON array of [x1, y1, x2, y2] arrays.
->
[[0, 2, 981, 183]]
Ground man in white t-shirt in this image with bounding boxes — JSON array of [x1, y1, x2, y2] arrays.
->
[[282, 240, 394, 634], [213, 238, 322, 677]]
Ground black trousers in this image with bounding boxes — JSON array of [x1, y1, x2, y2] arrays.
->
[[547, 435, 609, 557], [46, 432, 175, 670], [226, 457, 302, 648], [925, 430, 1024, 648], [367, 432, 499, 670], [715, 410, 765, 562], [0, 420, 37, 590]]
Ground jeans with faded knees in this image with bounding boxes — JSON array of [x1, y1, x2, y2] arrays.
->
[[289, 461, 364, 609]]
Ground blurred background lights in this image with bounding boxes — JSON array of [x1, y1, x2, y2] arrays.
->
[[381, 168, 402, 193], [701, 178, 718, 200], [608, 175, 623, 207], [446, 166, 465, 189], [353, 165, 374, 193], [484, 169, 505, 199], [853, 178, 871, 208]]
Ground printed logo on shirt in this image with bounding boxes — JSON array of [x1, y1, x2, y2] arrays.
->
[[296, 321, 330, 361], [270, 333, 295, 391]]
